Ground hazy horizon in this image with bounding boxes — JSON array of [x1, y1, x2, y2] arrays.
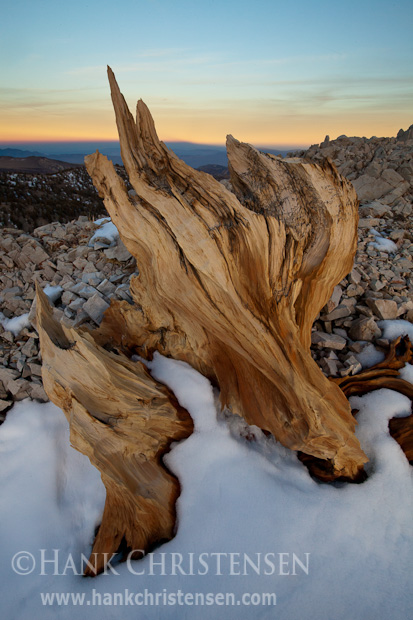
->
[[1, 1, 411, 146], [0, 139, 302, 169]]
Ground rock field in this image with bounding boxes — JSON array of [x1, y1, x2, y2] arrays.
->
[[1, 127, 412, 420]]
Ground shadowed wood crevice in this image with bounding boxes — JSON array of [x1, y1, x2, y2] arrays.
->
[[83, 67, 368, 480], [35, 285, 193, 576]]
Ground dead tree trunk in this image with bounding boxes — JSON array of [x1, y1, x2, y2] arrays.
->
[[36, 286, 193, 575], [36, 67, 374, 573], [83, 67, 367, 479]]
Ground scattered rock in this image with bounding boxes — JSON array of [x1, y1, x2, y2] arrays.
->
[[1, 129, 413, 421], [366, 299, 398, 320], [83, 293, 110, 325], [311, 332, 347, 350], [349, 318, 382, 342]]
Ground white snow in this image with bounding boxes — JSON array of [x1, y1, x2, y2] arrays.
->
[[43, 285, 63, 304], [0, 312, 30, 336], [355, 342, 385, 368], [0, 326, 412, 619], [89, 218, 119, 247], [369, 235, 398, 253], [380, 318, 413, 342]]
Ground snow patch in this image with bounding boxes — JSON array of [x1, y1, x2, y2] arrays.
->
[[89, 218, 119, 247], [0, 312, 30, 336], [0, 346, 412, 619]]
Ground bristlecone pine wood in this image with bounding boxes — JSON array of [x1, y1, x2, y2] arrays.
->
[[332, 336, 413, 464], [36, 285, 193, 576], [82, 67, 369, 480]]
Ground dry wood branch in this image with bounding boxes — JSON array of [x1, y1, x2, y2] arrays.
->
[[36, 286, 193, 575], [83, 67, 368, 480], [331, 336, 413, 463]]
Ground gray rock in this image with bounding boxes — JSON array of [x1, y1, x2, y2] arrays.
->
[[7, 378, 32, 400], [358, 218, 381, 229], [320, 358, 339, 376], [0, 368, 19, 391], [0, 399, 11, 412], [353, 175, 392, 201], [20, 242, 49, 267], [381, 168, 405, 188], [0, 380, 8, 399], [61, 291, 77, 305], [29, 383, 49, 402], [70, 283, 98, 299], [83, 294, 110, 325], [96, 279, 117, 296], [21, 337, 38, 357], [349, 318, 381, 342], [81, 271, 104, 287], [68, 297, 85, 312], [324, 285, 342, 313], [359, 202, 390, 218], [366, 298, 398, 320], [104, 239, 132, 262], [28, 362, 42, 377], [324, 304, 352, 321], [311, 332, 347, 350]]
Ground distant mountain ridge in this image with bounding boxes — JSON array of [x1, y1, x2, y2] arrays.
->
[[0, 156, 82, 174], [0, 148, 46, 158], [0, 141, 296, 169]]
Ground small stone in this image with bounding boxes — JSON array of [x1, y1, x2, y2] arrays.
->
[[369, 279, 385, 292], [29, 383, 49, 402], [346, 284, 364, 297], [97, 279, 117, 296], [311, 332, 347, 350], [0, 368, 19, 390], [1, 330, 14, 343], [349, 318, 381, 342], [104, 240, 133, 262], [0, 399, 12, 412], [21, 337, 38, 357], [28, 363, 43, 377], [349, 341, 367, 354], [0, 380, 8, 399], [366, 298, 398, 320], [83, 294, 110, 325], [359, 202, 390, 218], [324, 305, 352, 321], [70, 283, 98, 299], [81, 271, 104, 286], [61, 291, 77, 305], [348, 268, 361, 285], [358, 218, 381, 228], [320, 358, 339, 376], [7, 378, 32, 400], [68, 298, 85, 312]]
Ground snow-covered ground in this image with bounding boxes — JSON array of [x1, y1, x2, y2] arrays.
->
[[0, 324, 412, 620]]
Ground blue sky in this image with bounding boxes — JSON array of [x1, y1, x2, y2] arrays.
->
[[0, 0, 412, 146]]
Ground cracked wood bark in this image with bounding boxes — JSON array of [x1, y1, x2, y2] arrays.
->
[[83, 67, 368, 480], [35, 286, 193, 576]]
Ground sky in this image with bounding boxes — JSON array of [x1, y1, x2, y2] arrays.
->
[[0, 0, 412, 148]]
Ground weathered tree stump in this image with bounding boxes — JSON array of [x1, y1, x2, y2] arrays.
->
[[84, 67, 368, 479], [36, 286, 193, 575], [37, 67, 380, 574]]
